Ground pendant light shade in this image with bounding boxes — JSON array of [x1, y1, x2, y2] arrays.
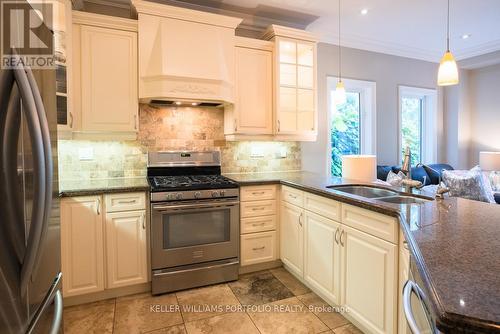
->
[[437, 0, 459, 86], [437, 50, 459, 86], [335, 0, 346, 105], [335, 80, 347, 105]]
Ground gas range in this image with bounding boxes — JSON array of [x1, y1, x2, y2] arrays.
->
[[147, 151, 239, 202], [147, 151, 240, 295]]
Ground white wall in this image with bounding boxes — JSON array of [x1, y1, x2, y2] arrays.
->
[[302, 43, 444, 175]]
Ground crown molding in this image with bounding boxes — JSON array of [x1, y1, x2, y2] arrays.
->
[[72, 10, 138, 31], [263, 24, 318, 42], [131, 0, 242, 29]]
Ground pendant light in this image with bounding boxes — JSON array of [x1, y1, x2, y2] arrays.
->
[[335, 0, 347, 105], [437, 0, 459, 86]]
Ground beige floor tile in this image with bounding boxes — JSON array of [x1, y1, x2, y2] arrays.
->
[[176, 284, 241, 322], [297, 293, 350, 329], [270, 267, 311, 296], [247, 297, 329, 334], [146, 324, 187, 334], [333, 324, 364, 334], [184, 312, 259, 334], [63, 299, 115, 334], [113, 292, 183, 334]]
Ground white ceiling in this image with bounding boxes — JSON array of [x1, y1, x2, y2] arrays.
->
[[219, 0, 500, 63]]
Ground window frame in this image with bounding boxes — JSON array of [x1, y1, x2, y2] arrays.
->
[[327, 77, 377, 177], [398, 85, 437, 165]]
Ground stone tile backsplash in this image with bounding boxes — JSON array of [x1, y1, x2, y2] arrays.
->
[[58, 105, 301, 181]]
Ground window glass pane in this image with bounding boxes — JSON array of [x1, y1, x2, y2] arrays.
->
[[279, 40, 296, 63], [401, 97, 422, 165], [331, 92, 361, 176], [280, 63, 296, 86]]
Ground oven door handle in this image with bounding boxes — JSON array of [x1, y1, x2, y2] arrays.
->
[[153, 201, 240, 212]]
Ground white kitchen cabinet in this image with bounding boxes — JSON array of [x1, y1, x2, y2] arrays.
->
[[61, 196, 104, 297], [105, 210, 148, 289], [304, 211, 341, 306], [340, 225, 398, 334], [241, 231, 277, 266], [71, 11, 138, 138], [225, 38, 274, 140], [280, 201, 304, 278], [398, 232, 411, 334], [263, 25, 318, 141]]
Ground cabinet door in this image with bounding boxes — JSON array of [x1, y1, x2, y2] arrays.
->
[[61, 196, 104, 297], [234, 47, 273, 135], [280, 201, 304, 278], [398, 235, 411, 334], [80, 25, 138, 132], [304, 211, 341, 305], [340, 225, 397, 334], [105, 210, 148, 289]]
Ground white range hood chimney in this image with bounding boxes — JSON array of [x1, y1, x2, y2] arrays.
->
[[132, 1, 243, 106]]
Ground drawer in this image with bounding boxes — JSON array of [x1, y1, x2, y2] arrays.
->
[[342, 204, 399, 244], [105, 192, 146, 213], [241, 200, 277, 218], [304, 192, 341, 222], [241, 231, 277, 266], [241, 215, 276, 234], [281, 186, 304, 207], [240, 185, 277, 202]]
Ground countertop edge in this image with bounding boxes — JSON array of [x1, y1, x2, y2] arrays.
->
[[227, 177, 500, 333], [59, 185, 150, 197]]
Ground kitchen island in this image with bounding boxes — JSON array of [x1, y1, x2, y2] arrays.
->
[[226, 171, 500, 333]]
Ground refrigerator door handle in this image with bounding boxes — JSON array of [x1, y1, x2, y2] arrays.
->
[[13, 61, 47, 297], [25, 65, 53, 277], [48, 290, 62, 334]]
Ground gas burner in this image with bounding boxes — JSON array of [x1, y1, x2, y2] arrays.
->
[[151, 175, 237, 190]]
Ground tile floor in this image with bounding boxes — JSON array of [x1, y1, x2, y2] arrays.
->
[[64, 268, 362, 334]]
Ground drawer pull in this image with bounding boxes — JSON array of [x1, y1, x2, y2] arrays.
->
[[252, 222, 266, 227], [252, 246, 266, 251], [252, 207, 266, 211], [289, 194, 297, 199], [252, 191, 265, 195], [117, 199, 137, 204]]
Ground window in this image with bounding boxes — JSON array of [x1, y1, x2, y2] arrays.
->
[[328, 77, 376, 177], [398, 86, 437, 165]]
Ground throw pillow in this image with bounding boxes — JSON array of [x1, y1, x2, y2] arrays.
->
[[386, 170, 406, 186], [442, 166, 495, 203]]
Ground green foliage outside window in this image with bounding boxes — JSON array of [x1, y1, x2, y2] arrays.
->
[[401, 97, 422, 166], [331, 92, 361, 176]]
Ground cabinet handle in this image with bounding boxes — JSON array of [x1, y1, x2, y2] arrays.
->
[[141, 212, 146, 230], [252, 222, 266, 227], [117, 199, 136, 204], [289, 194, 297, 199], [277, 120, 281, 132], [339, 230, 345, 247], [252, 246, 265, 251], [252, 191, 265, 195], [298, 212, 303, 227], [134, 115, 138, 130], [403, 240, 409, 250], [96, 198, 101, 215], [334, 228, 340, 244], [234, 119, 237, 132], [69, 112, 73, 128], [252, 207, 266, 211]]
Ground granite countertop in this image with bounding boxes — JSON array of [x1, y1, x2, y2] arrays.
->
[[225, 171, 500, 333], [59, 177, 150, 197]]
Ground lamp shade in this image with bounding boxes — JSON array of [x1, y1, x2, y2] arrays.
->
[[479, 151, 500, 171], [341, 155, 377, 182], [437, 51, 459, 86], [334, 81, 347, 105]]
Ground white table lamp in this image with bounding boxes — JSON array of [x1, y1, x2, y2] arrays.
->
[[479, 151, 500, 191], [341, 155, 377, 182]]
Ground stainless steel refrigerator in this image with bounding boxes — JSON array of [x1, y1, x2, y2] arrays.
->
[[0, 22, 62, 334]]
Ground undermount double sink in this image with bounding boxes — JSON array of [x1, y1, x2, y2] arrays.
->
[[327, 185, 433, 205]]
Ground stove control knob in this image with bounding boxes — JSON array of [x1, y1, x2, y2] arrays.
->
[[220, 190, 225, 197], [194, 191, 201, 199], [176, 193, 183, 200], [211, 191, 220, 198], [167, 193, 175, 200]]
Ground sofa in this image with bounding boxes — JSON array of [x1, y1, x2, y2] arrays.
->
[[377, 163, 454, 186], [377, 163, 500, 204]]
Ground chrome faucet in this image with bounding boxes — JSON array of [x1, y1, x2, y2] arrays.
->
[[416, 163, 450, 199], [401, 147, 424, 192]]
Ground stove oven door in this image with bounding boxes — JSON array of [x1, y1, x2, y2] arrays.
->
[[151, 199, 239, 269]]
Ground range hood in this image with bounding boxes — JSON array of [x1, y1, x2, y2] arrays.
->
[[133, 1, 243, 106]]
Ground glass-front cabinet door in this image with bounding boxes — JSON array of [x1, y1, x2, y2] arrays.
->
[[275, 37, 316, 137]]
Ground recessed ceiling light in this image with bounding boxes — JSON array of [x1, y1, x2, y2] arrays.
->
[[461, 34, 471, 39], [175, 101, 182, 105], [191, 102, 199, 106], [360, 8, 368, 15]]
